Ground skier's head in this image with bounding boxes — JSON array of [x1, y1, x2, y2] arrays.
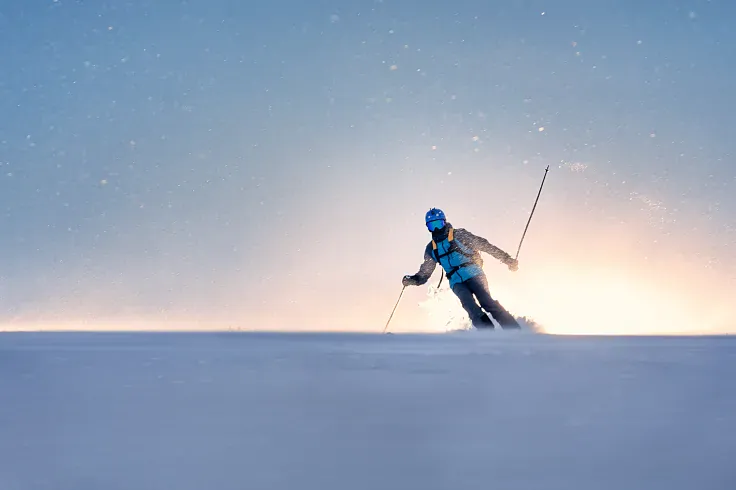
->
[[425, 207, 446, 232]]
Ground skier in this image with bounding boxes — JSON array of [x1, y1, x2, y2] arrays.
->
[[402, 208, 522, 329]]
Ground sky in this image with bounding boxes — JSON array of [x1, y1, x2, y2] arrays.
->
[[1, 0, 735, 334]]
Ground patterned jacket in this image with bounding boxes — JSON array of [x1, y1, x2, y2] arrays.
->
[[406, 223, 515, 288]]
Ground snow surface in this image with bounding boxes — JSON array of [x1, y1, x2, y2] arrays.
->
[[1, 331, 735, 490]]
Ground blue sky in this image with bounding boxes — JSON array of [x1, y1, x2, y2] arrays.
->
[[1, 0, 734, 333]]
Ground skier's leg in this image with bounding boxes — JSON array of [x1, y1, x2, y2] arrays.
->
[[467, 275, 521, 329], [452, 280, 494, 329]]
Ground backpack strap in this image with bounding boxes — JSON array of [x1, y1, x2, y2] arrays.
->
[[431, 227, 455, 261], [431, 227, 478, 283], [432, 229, 453, 288]]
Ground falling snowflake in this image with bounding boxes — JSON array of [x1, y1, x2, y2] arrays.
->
[[563, 161, 588, 173]]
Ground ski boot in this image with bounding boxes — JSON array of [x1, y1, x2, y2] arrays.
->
[[474, 313, 495, 329]]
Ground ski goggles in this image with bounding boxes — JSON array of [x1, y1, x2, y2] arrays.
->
[[426, 219, 446, 231]]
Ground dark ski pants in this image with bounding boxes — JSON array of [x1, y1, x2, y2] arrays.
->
[[451, 274, 521, 329]]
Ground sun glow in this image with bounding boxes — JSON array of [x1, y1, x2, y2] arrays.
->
[[416, 261, 733, 336], [516, 266, 698, 335]]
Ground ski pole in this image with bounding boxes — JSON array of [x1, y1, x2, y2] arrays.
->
[[382, 285, 406, 334], [515, 165, 550, 260]]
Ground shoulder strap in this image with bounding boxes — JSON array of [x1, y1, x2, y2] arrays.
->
[[435, 229, 454, 288], [431, 227, 453, 254]]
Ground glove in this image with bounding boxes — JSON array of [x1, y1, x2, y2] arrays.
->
[[506, 258, 519, 272], [402, 275, 416, 287]]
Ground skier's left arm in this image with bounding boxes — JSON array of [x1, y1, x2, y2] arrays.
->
[[455, 229, 519, 270], [402, 243, 437, 286]]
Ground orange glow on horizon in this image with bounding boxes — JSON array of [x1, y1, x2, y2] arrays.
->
[[414, 240, 735, 336], [508, 267, 719, 335]]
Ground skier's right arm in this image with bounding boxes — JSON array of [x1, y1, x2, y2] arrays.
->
[[403, 243, 436, 286]]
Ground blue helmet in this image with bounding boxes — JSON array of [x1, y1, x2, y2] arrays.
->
[[425, 208, 446, 231]]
